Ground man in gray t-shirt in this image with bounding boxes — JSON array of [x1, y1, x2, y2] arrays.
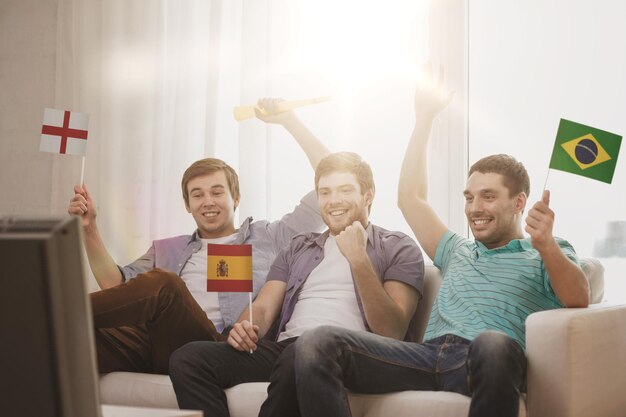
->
[[68, 100, 329, 374]]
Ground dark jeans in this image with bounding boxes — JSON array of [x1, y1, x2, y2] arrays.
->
[[294, 326, 527, 417], [91, 268, 223, 374], [169, 337, 299, 417]]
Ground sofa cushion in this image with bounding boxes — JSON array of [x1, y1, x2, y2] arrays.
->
[[100, 372, 178, 408], [100, 373, 528, 417], [349, 390, 526, 417], [99, 374, 270, 415]]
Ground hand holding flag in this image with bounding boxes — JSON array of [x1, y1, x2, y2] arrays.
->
[[525, 190, 555, 252], [68, 184, 97, 228], [227, 320, 260, 352]]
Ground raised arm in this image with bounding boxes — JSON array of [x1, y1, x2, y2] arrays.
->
[[525, 190, 589, 307], [397, 63, 453, 260], [227, 280, 286, 352], [255, 98, 330, 170], [68, 184, 124, 289]]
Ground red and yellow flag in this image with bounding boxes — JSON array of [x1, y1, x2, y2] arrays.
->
[[207, 244, 252, 292]]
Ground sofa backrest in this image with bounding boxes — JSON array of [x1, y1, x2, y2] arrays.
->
[[411, 258, 605, 343], [412, 265, 443, 343], [580, 257, 604, 303]]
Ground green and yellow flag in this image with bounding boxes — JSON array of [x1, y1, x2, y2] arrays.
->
[[549, 119, 622, 184]]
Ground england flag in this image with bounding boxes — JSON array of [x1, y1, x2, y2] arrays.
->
[[40, 108, 89, 156]]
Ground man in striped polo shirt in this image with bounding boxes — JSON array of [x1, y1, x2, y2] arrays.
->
[[291, 66, 590, 417]]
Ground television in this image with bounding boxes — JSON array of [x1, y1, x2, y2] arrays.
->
[[0, 217, 101, 417]]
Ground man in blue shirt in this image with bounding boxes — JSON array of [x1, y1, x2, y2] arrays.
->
[[290, 65, 590, 417], [68, 99, 330, 375]]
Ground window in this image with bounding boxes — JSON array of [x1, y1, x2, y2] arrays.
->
[[238, 0, 466, 254], [469, 0, 626, 302]]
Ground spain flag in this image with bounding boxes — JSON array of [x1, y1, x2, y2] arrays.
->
[[207, 244, 253, 292]]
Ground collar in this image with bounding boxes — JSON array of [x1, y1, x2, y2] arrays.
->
[[234, 217, 253, 244], [475, 237, 531, 254], [190, 216, 254, 248]]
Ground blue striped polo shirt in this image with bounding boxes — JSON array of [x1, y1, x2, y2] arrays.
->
[[424, 230, 578, 348]]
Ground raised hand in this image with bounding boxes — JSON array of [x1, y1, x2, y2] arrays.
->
[[414, 62, 454, 122], [525, 190, 555, 252], [254, 97, 298, 126], [227, 320, 260, 352], [68, 184, 97, 229]]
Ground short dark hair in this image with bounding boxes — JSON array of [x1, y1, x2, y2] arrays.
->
[[181, 158, 240, 206], [315, 152, 375, 212], [468, 154, 530, 197]]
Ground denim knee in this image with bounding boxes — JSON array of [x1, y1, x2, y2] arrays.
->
[[467, 331, 526, 392], [295, 326, 348, 370], [296, 326, 347, 355], [470, 331, 520, 364]]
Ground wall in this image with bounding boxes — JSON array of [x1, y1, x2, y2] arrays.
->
[[469, 0, 626, 301], [0, 0, 70, 217]]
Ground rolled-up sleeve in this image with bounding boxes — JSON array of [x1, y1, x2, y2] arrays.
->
[[382, 234, 425, 299], [118, 244, 157, 281], [433, 230, 459, 272], [266, 245, 292, 283]]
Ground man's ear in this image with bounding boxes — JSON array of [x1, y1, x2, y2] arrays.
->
[[365, 189, 375, 206], [185, 201, 191, 214], [515, 192, 527, 214], [233, 197, 240, 211]]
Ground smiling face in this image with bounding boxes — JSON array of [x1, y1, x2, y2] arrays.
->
[[464, 172, 526, 249], [185, 171, 239, 239], [317, 171, 373, 236]]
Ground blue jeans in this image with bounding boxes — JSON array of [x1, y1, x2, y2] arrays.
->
[[294, 326, 526, 417]]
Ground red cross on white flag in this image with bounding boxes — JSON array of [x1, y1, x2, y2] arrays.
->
[[40, 108, 89, 156]]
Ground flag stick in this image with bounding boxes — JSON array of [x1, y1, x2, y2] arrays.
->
[[249, 292, 253, 354], [233, 96, 331, 122], [542, 168, 551, 193], [80, 156, 86, 186]]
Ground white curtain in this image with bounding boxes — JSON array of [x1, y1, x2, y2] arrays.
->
[[50, 0, 249, 266], [47, 0, 466, 276]]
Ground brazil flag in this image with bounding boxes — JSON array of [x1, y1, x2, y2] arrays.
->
[[549, 119, 622, 184]]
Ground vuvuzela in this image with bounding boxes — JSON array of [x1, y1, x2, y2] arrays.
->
[[233, 96, 331, 121]]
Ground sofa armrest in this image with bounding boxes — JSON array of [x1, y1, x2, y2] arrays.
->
[[526, 303, 626, 417]]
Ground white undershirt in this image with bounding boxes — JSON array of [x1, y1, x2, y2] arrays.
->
[[278, 235, 366, 341], [180, 233, 238, 333]]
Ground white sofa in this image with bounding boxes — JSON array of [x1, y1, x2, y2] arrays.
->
[[100, 259, 626, 417]]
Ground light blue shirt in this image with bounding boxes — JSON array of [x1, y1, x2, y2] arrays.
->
[[118, 191, 323, 329], [424, 230, 578, 348]]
